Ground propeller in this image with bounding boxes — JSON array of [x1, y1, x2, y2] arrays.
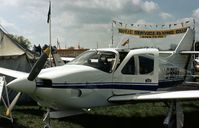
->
[[5, 92, 21, 117], [28, 47, 50, 81], [5, 47, 50, 117]]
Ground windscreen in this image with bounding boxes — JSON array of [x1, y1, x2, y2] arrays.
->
[[68, 51, 116, 73]]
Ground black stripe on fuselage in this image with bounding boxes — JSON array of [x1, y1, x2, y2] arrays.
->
[[36, 80, 183, 91]]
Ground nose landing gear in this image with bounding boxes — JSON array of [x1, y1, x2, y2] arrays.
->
[[43, 108, 51, 128]]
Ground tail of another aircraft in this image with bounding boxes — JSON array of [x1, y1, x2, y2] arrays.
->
[[175, 28, 195, 53], [165, 28, 195, 69]]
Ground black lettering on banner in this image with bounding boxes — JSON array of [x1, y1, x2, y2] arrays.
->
[[118, 27, 188, 38]]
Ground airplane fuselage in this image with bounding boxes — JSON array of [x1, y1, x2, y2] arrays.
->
[[9, 47, 190, 111], [7, 27, 195, 111]]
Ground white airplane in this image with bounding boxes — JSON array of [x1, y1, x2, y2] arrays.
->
[[0, 27, 199, 128]]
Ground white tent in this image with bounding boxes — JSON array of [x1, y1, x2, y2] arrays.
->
[[0, 28, 36, 102]]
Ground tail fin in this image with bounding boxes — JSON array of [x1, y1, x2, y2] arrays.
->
[[167, 28, 195, 68], [175, 28, 195, 53]]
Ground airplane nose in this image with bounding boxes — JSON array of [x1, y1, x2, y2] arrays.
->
[[7, 77, 36, 94]]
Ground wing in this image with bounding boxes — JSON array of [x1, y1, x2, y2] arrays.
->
[[0, 67, 28, 79], [108, 90, 199, 102], [180, 51, 199, 54]]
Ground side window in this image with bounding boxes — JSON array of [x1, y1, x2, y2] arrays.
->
[[139, 55, 154, 74], [121, 57, 135, 75]]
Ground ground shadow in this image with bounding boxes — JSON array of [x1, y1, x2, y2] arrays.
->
[[59, 109, 199, 128], [62, 113, 164, 128], [0, 118, 26, 128], [1, 107, 199, 128]]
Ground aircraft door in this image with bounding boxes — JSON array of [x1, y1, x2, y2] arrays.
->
[[113, 49, 159, 95]]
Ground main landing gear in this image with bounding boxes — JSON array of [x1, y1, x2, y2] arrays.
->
[[163, 101, 184, 128]]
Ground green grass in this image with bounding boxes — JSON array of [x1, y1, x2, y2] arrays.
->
[[0, 101, 199, 128]]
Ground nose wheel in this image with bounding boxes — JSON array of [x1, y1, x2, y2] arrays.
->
[[43, 108, 51, 128]]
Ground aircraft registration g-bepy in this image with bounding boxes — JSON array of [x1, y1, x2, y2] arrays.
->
[[0, 19, 199, 128]]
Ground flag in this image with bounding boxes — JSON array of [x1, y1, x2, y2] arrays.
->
[[47, 1, 51, 23], [122, 39, 129, 46]]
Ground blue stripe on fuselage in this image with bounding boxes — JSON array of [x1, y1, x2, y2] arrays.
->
[[36, 80, 183, 91]]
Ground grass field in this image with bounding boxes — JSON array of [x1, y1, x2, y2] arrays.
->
[[0, 101, 199, 128]]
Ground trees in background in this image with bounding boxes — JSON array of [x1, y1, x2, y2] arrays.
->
[[8, 34, 31, 49]]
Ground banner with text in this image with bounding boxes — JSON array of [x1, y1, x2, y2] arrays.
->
[[118, 27, 188, 38]]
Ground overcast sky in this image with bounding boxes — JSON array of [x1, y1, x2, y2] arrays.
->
[[0, 0, 199, 49]]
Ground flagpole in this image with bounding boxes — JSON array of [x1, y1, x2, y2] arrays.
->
[[112, 21, 113, 46], [47, 1, 52, 67], [49, 8, 52, 67]]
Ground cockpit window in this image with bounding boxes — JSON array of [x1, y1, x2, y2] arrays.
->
[[68, 51, 116, 73]]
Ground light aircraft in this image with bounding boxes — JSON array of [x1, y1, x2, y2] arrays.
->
[[0, 25, 199, 128]]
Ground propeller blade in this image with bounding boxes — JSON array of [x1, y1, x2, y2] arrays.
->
[[28, 47, 50, 81], [5, 92, 21, 117]]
